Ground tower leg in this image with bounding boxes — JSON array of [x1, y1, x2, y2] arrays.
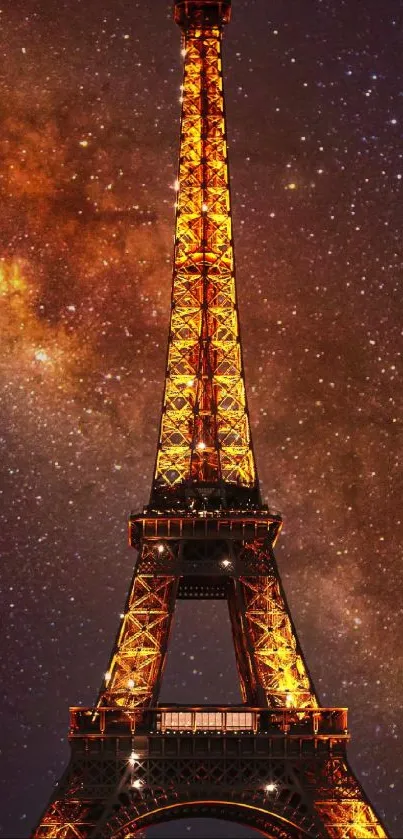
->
[[100, 569, 178, 709], [232, 569, 317, 709], [228, 578, 266, 705], [32, 766, 99, 838], [314, 757, 388, 838]]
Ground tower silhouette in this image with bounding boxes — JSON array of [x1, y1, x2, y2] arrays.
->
[[32, 2, 389, 837]]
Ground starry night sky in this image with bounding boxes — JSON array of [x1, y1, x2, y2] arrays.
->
[[0, 0, 402, 837]]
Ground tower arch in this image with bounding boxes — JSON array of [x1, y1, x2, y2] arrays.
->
[[105, 798, 314, 839]]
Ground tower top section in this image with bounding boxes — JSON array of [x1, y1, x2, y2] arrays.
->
[[174, 0, 231, 29], [152, 0, 257, 509]]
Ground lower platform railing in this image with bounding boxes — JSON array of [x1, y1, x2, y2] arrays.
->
[[68, 705, 349, 739]]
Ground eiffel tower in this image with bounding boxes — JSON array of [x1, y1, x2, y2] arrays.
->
[[32, 2, 389, 837]]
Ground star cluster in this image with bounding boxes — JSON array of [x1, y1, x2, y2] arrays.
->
[[0, 0, 402, 837]]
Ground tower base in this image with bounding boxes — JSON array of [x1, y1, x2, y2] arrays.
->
[[32, 704, 385, 839]]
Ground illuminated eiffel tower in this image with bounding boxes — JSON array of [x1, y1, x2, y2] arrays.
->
[[32, 2, 389, 837]]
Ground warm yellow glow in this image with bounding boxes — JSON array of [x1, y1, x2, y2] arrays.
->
[[316, 792, 388, 838], [239, 577, 318, 709], [0, 261, 26, 296], [99, 575, 176, 708], [0, 260, 90, 389], [154, 29, 256, 490]]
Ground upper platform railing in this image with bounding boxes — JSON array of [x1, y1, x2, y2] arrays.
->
[[174, 0, 231, 29], [129, 509, 282, 549]]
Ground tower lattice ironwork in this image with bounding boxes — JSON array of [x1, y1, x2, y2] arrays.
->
[[32, 2, 389, 837]]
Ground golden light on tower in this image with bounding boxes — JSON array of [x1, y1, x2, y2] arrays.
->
[[153, 0, 256, 492], [31, 3, 389, 838]]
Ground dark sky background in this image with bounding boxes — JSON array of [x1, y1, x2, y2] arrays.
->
[[0, 0, 402, 836]]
